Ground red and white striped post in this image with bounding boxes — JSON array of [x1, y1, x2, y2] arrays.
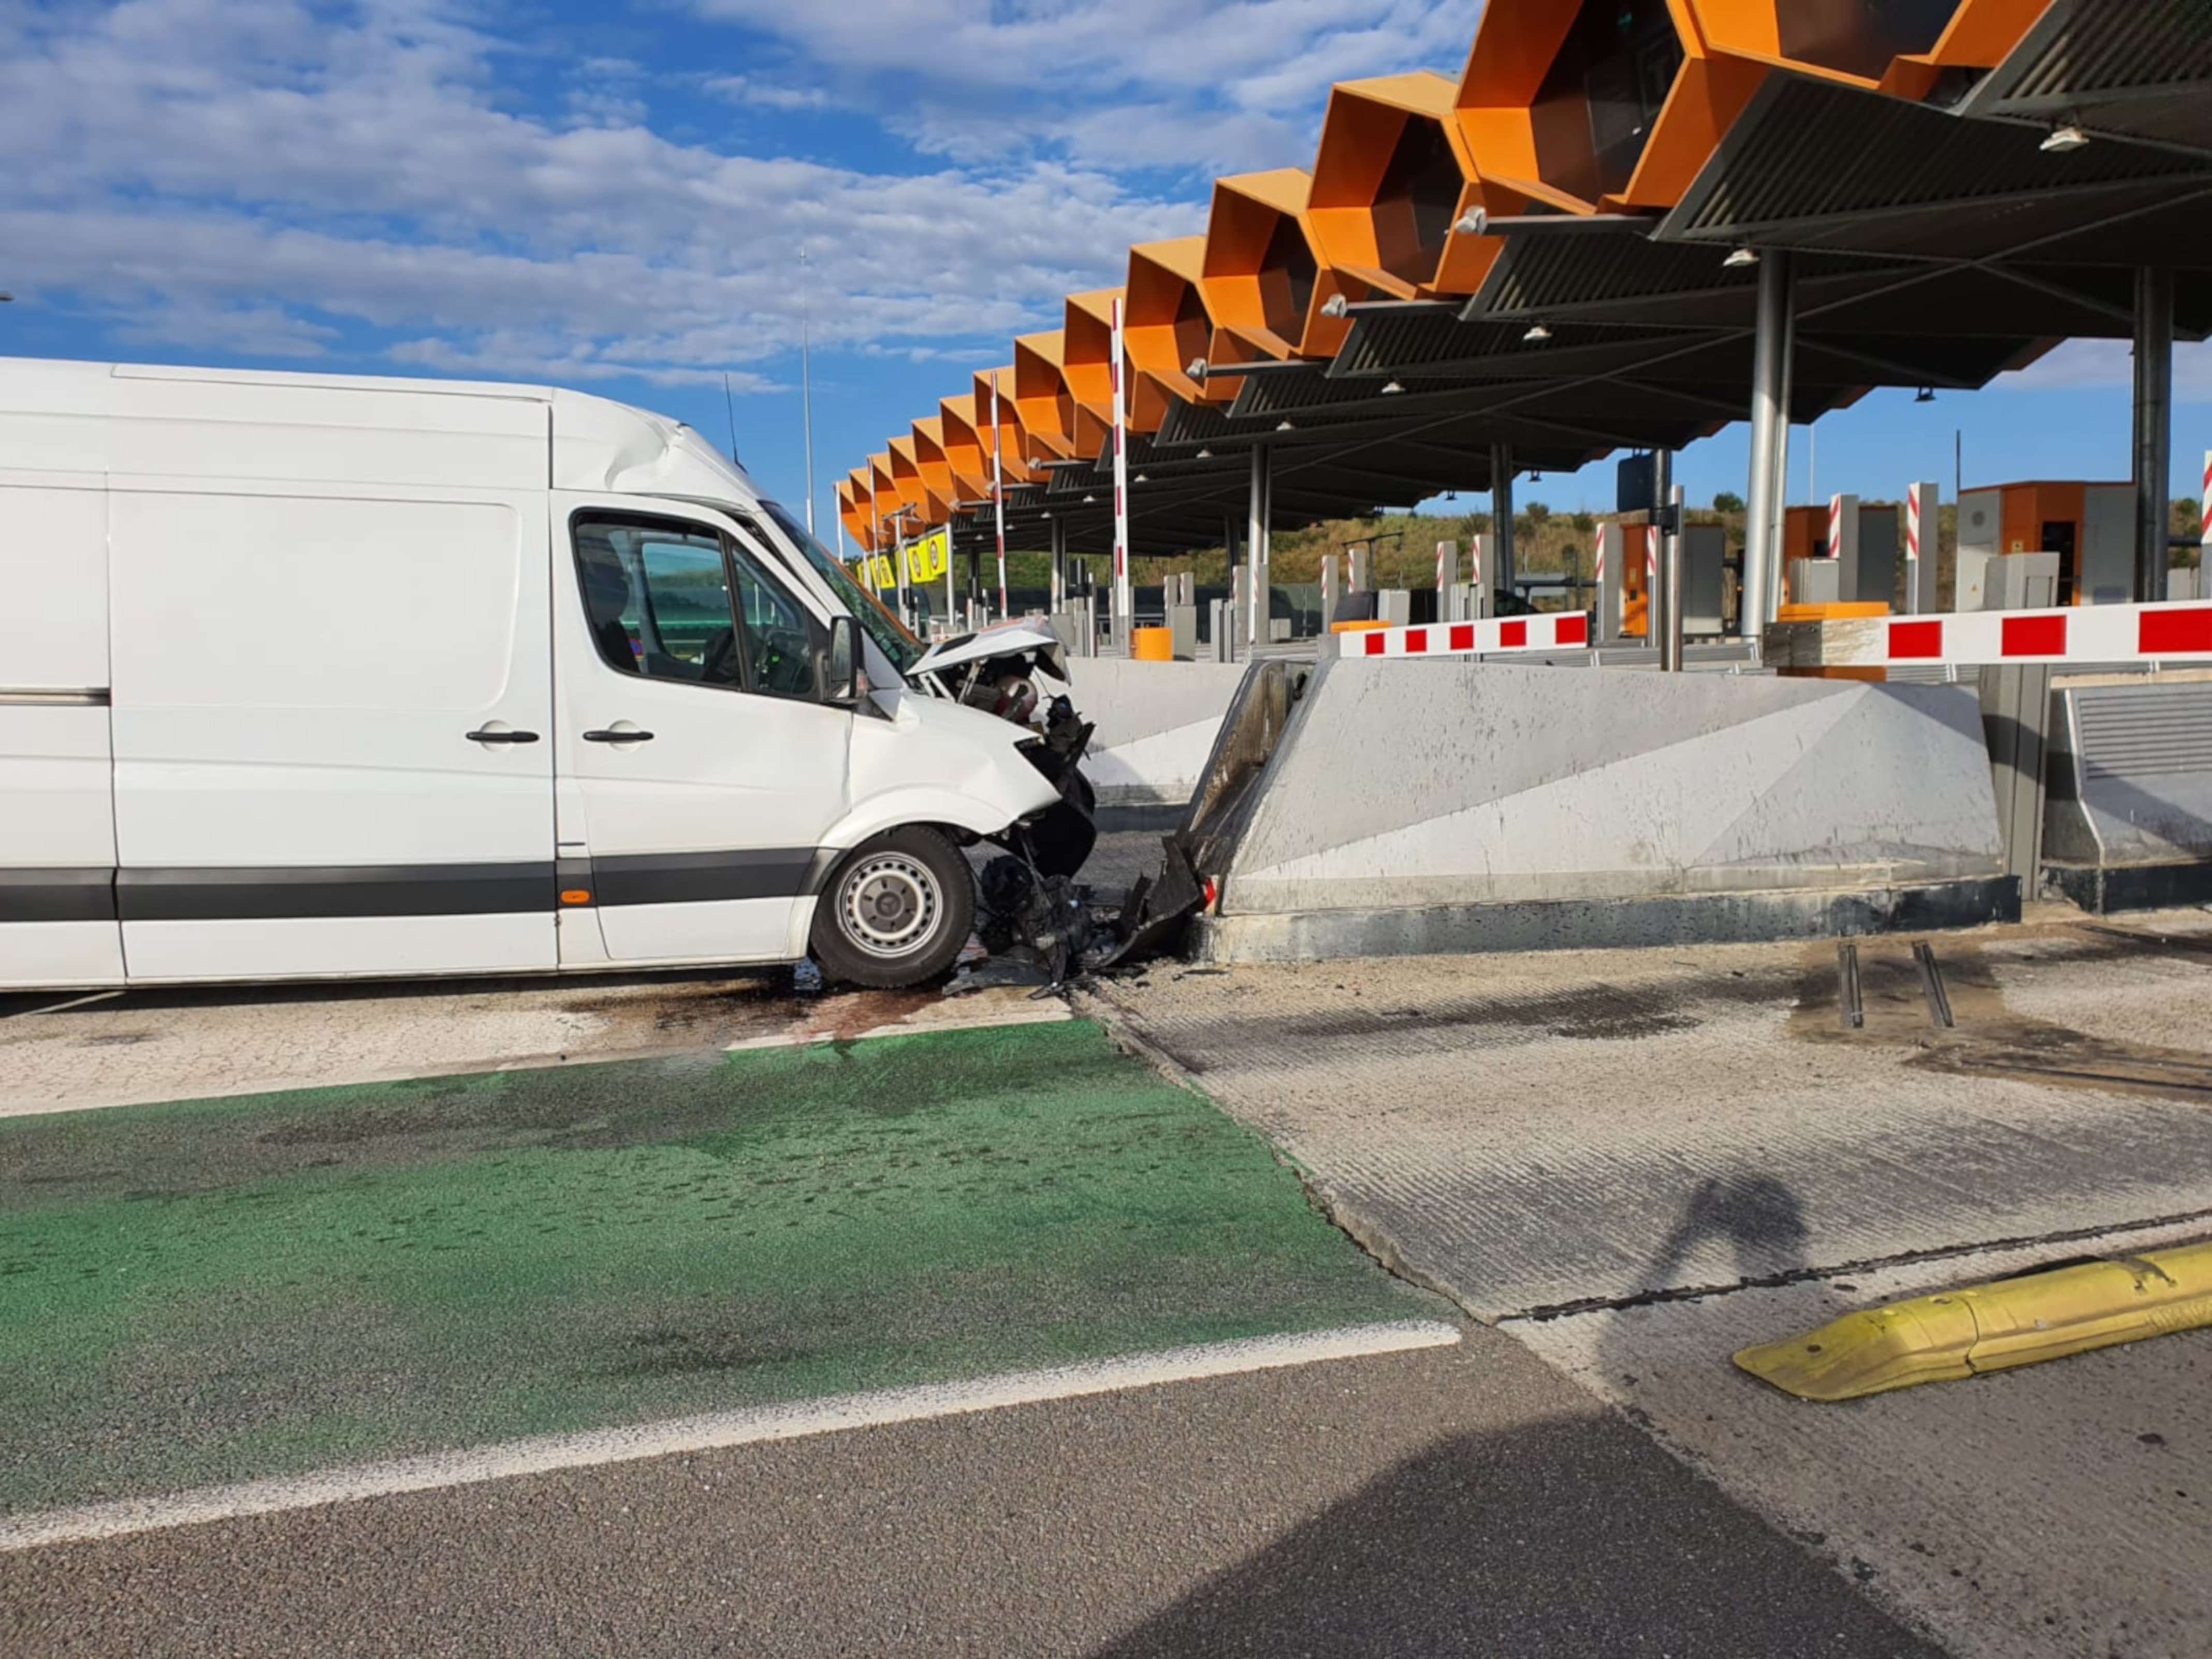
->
[[1109, 296, 1132, 648], [1828, 492, 1844, 560], [989, 370, 1008, 621], [1642, 522, 1663, 650], [2202, 449, 2210, 561], [1436, 539, 1453, 598], [1905, 483, 1925, 616]]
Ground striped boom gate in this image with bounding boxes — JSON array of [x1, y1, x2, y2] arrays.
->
[[1349, 611, 1590, 660], [1767, 601, 2212, 673]]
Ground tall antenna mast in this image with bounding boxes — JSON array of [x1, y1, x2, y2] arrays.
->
[[802, 246, 817, 537]]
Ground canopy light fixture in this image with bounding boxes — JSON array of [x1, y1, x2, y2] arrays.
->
[[1276, 420, 1296, 431], [1915, 386, 1937, 404], [1186, 356, 1209, 379], [1523, 324, 1553, 343], [1134, 473, 1147, 484], [1723, 247, 1759, 269], [1320, 293, 1349, 318], [1083, 493, 1097, 504], [2042, 120, 2090, 154], [1380, 381, 1405, 395], [1453, 209, 1487, 238], [1195, 448, 1213, 460]]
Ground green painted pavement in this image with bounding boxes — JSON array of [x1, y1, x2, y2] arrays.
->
[[0, 1021, 1422, 1514]]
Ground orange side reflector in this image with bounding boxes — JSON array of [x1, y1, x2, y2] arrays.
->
[[560, 890, 593, 906]]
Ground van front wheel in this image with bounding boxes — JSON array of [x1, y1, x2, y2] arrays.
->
[[810, 826, 974, 989]]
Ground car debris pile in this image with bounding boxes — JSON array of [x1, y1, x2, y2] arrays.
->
[[910, 623, 1097, 881], [924, 646, 1305, 993]]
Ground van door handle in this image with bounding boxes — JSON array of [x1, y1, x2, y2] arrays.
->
[[466, 726, 541, 744], [583, 728, 655, 744]]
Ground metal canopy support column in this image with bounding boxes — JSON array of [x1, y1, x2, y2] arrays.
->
[[2134, 267, 2175, 603], [1050, 516, 1067, 616], [1743, 252, 1796, 641], [1110, 297, 1133, 650], [1491, 446, 1516, 598], [1655, 449, 1680, 672], [1248, 444, 1272, 650]]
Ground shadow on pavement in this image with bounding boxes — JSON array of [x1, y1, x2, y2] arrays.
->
[[1650, 1175, 1811, 1288], [1089, 1414, 1939, 1659]]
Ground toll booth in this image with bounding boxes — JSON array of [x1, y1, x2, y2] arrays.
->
[[1781, 499, 1901, 608], [1957, 482, 2134, 607], [1597, 519, 1724, 642]]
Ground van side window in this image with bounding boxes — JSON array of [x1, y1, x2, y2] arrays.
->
[[729, 542, 821, 700], [573, 519, 743, 688]]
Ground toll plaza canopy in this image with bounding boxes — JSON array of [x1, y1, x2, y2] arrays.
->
[[838, 0, 2212, 572]]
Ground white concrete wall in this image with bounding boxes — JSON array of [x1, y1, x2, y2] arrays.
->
[[1219, 659, 2005, 915], [1069, 657, 1248, 808]]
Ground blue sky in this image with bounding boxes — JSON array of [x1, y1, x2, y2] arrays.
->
[[2, 0, 2208, 544]]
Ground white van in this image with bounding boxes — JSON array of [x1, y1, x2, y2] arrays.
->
[[0, 358, 1063, 992]]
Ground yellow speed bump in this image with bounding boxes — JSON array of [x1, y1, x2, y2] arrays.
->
[[1734, 1241, 2212, 1403]]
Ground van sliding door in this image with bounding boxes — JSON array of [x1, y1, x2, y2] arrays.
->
[[0, 483, 124, 988], [108, 486, 558, 982]]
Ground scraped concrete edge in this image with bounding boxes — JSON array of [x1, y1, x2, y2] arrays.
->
[[1195, 878, 2024, 963]]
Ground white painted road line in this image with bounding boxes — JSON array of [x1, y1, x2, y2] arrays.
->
[[0, 1321, 1462, 1552]]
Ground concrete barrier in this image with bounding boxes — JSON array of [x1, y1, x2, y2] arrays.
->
[[1197, 658, 2015, 961], [1072, 657, 1248, 811]]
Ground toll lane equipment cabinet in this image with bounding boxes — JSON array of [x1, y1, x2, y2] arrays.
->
[[0, 359, 1061, 993], [1957, 482, 2134, 610]]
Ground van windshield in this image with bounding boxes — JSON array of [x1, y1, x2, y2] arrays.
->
[[759, 501, 924, 678]]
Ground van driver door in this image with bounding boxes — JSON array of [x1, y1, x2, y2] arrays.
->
[[551, 498, 853, 967]]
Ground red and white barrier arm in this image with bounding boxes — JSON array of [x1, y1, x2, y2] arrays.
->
[[1352, 611, 1591, 660], [1766, 601, 2212, 671]]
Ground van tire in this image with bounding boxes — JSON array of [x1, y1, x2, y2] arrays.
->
[[810, 826, 974, 989]]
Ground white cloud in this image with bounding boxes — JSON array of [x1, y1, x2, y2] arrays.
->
[[704, 74, 833, 112], [683, 0, 1478, 171], [114, 299, 342, 359], [0, 0, 1206, 384], [2004, 338, 2212, 399]]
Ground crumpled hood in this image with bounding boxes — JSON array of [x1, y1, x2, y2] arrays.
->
[[912, 622, 1069, 684]]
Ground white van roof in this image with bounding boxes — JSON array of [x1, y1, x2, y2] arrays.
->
[[0, 356, 769, 510]]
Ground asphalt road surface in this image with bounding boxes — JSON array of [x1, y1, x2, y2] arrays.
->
[[3, 1332, 1938, 1659]]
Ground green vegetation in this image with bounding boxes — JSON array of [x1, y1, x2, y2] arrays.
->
[[0, 1022, 1421, 1514], [971, 495, 2207, 602]]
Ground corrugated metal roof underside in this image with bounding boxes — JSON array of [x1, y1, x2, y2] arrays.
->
[[1965, 0, 2212, 154], [1665, 75, 2212, 254], [1470, 240, 1901, 322]]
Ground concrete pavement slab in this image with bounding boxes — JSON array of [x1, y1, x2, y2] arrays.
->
[[0, 972, 1060, 1118], [1087, 923, 2212, 1318], [1085, 914, 2212, 1656], [1510, 1220, 2212, 1659]]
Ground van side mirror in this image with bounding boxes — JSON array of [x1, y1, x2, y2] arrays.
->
[[822, 614, 862, 706]]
